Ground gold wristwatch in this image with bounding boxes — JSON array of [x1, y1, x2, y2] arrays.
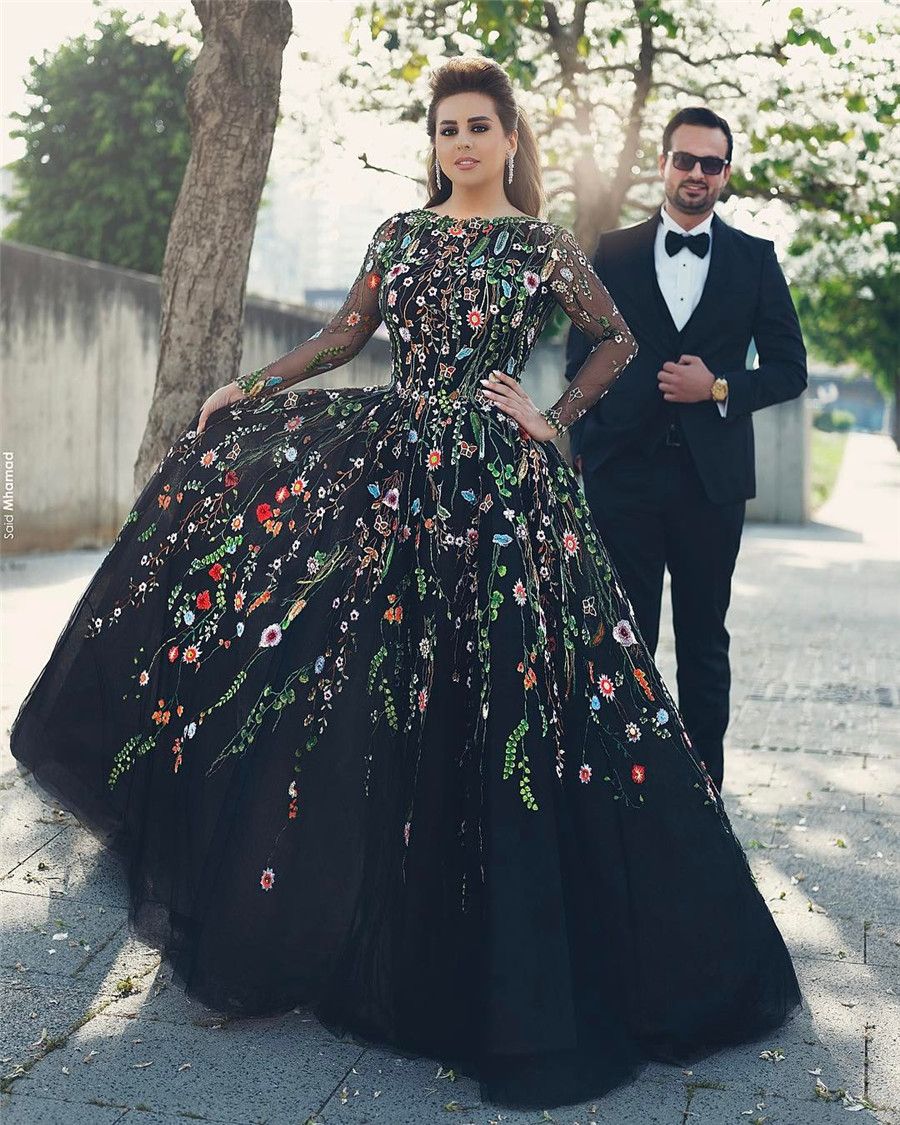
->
[[710, 377, 729, 403]]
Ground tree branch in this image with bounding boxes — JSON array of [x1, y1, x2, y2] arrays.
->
[[732, 179, 856, 209], [656, 42, 786, 67], [358, 151, 424, 185], [653, 78, 746, 98], [573, 0, 589, 41]]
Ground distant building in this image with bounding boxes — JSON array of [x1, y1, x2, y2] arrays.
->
[[808, 368, 889, 433], [247, 183, 397, 307]]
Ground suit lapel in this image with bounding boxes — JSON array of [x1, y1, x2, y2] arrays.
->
[[678, 213, 731, 351], [625, 211, 684, 348], [642, 214, 681, 348]]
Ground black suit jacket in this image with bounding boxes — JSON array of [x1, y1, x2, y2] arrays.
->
[[564, 211, 808, 505]]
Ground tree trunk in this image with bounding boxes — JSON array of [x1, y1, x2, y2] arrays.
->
[[571, 133, 610, 257], [133, 0, 293, 491], [570, 1, 656, 255]]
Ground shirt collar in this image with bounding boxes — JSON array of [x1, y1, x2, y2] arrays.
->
[[658, 205, 714, 239]]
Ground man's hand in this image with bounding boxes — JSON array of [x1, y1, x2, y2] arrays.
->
[[657, 354, 715, 404]]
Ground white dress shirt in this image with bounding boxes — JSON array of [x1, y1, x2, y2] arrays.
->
[[654, 207, 726, 416]]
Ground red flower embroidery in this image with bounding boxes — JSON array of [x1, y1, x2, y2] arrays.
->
[[631, 764, 646, 784], [167, 645, 179, 663], [579, 764, 592, 784], [256, 502, 273, 523], [275, 485, 290, 503], [196, 590, 212, 611], [259, 867, 275, 891], [224, 470, 239, 488], [208, 563, 224, 581]]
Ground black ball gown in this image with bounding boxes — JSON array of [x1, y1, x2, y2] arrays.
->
[[10, 208, 802, 1109]]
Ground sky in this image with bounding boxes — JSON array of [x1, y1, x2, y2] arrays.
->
[[0, 0, 422, 216]]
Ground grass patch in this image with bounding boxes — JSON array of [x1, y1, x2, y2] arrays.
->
[[810, 428, 848, 511]]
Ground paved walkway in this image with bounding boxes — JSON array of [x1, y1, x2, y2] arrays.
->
[[1, 432, 898, 1125]]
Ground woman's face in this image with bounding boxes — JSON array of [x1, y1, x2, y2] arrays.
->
[[433, 91, 517, 195]]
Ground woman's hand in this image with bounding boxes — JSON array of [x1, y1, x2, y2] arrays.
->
[[197, 382, 247, 435], [480, 372, 558, 442]]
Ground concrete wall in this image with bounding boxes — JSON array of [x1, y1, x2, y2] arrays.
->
[[1, 241, 807, 553], [746, 394, 810, 523], [0, 241, 394, 554]]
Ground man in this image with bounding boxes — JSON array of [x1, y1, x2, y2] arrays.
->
[[565, 106, 807, 793]]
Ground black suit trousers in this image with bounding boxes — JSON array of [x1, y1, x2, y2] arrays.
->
[[582, 443, 745, 791]]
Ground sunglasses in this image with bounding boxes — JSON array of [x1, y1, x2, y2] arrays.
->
[[667, 150, 730, 176]]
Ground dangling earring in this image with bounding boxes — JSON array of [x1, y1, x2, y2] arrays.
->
[[435, 153, 442, 190], [507, 151, 515, 185]]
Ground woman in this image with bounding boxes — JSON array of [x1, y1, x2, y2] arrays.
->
[[10, 57, 802, 1109]]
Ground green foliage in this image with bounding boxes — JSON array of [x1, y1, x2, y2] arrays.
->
[[343, 0, 874, 222], [812, 408, 856, 433], [3, 9, 196, 274], [810, 429, 848, 511], [798, 273, 898, 404]]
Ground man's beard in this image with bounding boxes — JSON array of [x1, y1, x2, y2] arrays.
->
[[667, 181, 718, 215]]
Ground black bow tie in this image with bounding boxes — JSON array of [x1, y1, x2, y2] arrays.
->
[[665, 229, 710, 258]]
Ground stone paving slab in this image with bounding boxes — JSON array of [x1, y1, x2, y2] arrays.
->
[[0, 888, 130, 983], [0, 1090, 266, 1124], [0, 1092, 127, 1124], [0, 973, 123, 1064], [306, 1050, 692, 1124], [2, 821, 131, 907], [687, 1086, 865, 1124], [0, 781, 73, 880], [4, 1010, 364, 1125], [795, 958, 900, 1118]]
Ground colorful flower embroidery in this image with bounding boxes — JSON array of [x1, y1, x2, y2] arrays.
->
[[259, 624, 282, 648], [89, 207, 731, 887], [613, 620, 636, 646]]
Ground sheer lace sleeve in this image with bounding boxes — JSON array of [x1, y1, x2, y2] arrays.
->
[[541, 226, 637, 434], [235, 213, 402, 399]]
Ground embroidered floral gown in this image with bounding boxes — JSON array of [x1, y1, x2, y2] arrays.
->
[[10, 208, 801, 1109]]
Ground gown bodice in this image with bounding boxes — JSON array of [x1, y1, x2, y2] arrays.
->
[[240, 209, 636, 433]]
